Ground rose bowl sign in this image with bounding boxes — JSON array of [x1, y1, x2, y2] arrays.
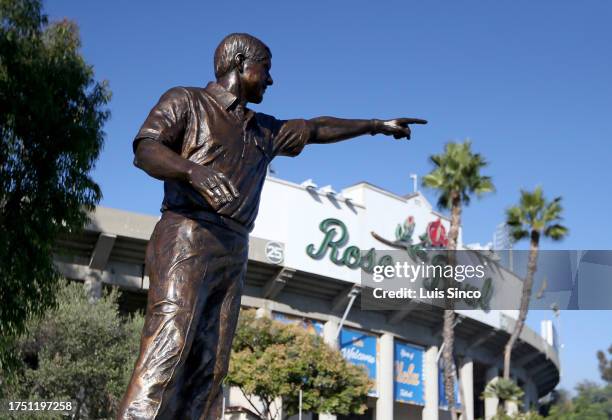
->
[[306, 216, 493, 310], [306, 216, 451, 274]]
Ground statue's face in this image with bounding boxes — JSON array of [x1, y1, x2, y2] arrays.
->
[[241, 57, 273, 104]]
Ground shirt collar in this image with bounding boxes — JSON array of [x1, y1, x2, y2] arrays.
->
[[204, 82, 239, 110]]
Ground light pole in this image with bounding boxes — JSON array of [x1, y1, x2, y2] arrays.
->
[[298, 388, 303, 420]]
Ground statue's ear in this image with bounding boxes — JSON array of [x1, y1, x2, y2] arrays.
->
[[234, 53, 245, 73]]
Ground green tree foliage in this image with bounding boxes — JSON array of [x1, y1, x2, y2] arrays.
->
[[226, 310, 371, 420], [0, 0, 110, 371], [479, 412, 545, 420], [547, 382, 612, 420], [597, 345, 612, 385], [423, 140, 494, 420], [0, 281, 143, 419], [503, 187, 568, 380]]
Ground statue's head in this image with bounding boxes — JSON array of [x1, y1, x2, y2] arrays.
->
[[214, 33, 273, 104]]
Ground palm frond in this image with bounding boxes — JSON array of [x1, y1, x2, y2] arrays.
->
[[437, 191, 451, 210], [506, 188, 568, 244], [422, 172, 444, 189], [542, 196, 563, 223], [505, 206, 524, 226], [544, 223, 568, 241], [474, 176, 495, 196], [510, 228, 529, 242], [422, 140, 494, 211], [483, 378, 524, 403]]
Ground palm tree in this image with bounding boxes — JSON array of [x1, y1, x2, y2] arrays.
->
[[423, 140, 494, 420], [503, 187, 568, 380], [482, 377, 525, 419]]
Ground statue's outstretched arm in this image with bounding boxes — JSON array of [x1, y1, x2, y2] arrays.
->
[[308, 117, 427, 144]]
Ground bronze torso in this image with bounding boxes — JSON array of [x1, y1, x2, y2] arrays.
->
[[134, 82, 311, 230]]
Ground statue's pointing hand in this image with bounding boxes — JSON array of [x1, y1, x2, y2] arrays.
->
[[187, 166, 240, 210], [374, 118, 428, 140]]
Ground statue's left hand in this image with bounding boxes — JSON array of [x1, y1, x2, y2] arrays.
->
[[376, 118, 428, 140]]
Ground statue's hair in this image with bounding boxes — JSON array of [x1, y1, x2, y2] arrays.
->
[[214, 33, 271, 79]]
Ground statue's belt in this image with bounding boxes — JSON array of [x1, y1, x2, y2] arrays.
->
[[169, 209, 250, 237]]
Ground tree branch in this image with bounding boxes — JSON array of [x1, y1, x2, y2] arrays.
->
[[239, 386, 265, 419]]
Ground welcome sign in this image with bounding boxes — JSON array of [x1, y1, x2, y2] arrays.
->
[[394, 341, 424, 405], [340, 328, 378, 395]]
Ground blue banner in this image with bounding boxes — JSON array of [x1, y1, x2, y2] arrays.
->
[[272, 312, 324, 336], [394, 341, 424, 405], [340, 328, 377, 394]]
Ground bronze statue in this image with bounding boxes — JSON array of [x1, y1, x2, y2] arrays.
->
[[118, 33, 426, 420]]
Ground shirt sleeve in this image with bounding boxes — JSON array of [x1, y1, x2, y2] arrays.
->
[[133, 87, 190, 153], [269, 118, 313, 158]]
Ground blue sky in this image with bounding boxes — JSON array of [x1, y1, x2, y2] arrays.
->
[[46, 0, 611, 391]]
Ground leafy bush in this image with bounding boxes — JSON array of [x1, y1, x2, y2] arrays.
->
[[1, 281, 143, 419], [227, 310, 371, 419]]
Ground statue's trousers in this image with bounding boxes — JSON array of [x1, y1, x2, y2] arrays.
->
[[117, 210, 248, 420]]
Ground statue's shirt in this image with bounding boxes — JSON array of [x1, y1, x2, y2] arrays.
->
[[134, 82, 312, 231]]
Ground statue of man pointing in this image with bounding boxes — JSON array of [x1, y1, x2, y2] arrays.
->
[[118, 33, 426, 420]]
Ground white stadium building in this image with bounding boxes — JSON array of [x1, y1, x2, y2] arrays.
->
[[54, 176, 560, 420]]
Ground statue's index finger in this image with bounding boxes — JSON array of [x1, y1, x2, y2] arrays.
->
[[397, 118, 427, 125]]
